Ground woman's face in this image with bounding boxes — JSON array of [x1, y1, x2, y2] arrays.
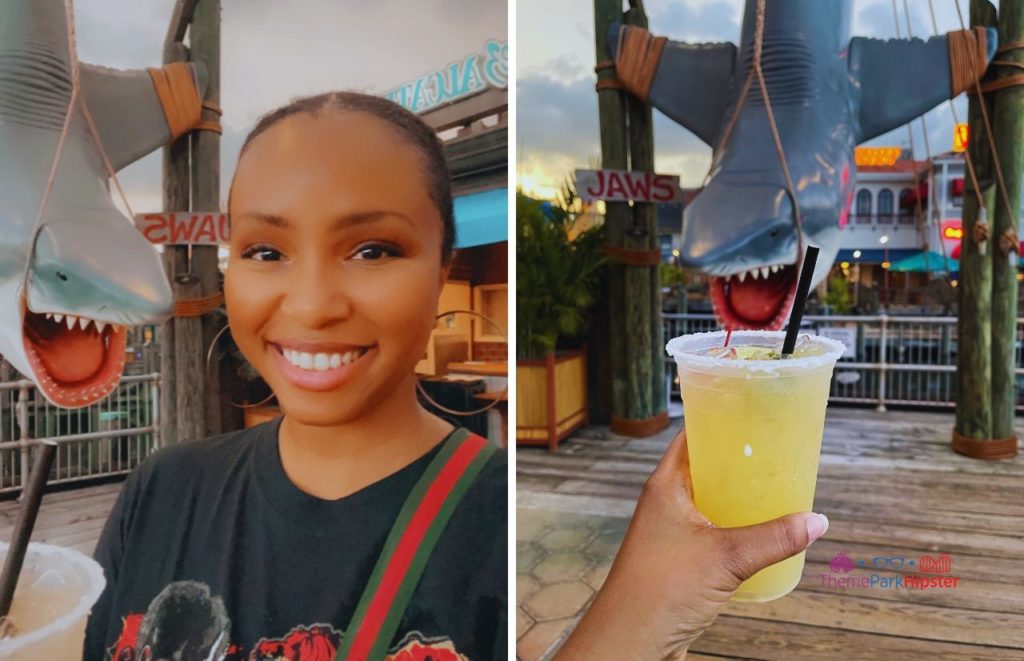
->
[[226, 110, 447, 426]]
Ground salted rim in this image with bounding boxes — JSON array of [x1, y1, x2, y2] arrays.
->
[[666, 329, 846, 373], [0, 541, 106, 651]]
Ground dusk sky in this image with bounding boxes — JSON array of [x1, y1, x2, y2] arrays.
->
[[517, 0, 979, 199], [74, 0, 507, 214]]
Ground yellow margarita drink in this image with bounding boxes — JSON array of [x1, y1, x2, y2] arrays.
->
[[666, 330, 844, 602], [0, 542, 105, 660]]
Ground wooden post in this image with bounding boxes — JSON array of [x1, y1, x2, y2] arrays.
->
[[955, 0, 996, 444], [160, 0, 222, 444], [594, 0, 631, 429], [623, 2, 667, 434], [990, 0, 1022, 452], [159, 42, 188, 446], [189, 0, 223, 438], [594, 0, 669, 437]]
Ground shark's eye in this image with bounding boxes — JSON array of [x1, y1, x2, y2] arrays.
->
[[56, 271, 68, 282]]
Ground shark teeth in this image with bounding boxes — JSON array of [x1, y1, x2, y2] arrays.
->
[[727, 263, 793, 283], [40, 312, 116, 334]]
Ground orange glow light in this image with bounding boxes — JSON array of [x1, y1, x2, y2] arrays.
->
[[953, 123, 969, 152], [854, 146, 901, 167]]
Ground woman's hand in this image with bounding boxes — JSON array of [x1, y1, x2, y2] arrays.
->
[[555, 428, 829, 660]]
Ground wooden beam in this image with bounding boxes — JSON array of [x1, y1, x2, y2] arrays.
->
[[991, 0, 1022, 448], [955, 0, 997, 442], [160, 41, 189, 445], [623, 3, 667, 431], [419, 89, 507, 132], [163, 0, 201, 56], [594, 0, 631, 428], [188, 0, 226, 438]]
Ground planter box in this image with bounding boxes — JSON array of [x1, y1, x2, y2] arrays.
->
[[516, 348, 588, 451]]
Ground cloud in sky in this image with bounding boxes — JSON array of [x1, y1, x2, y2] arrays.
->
[[73, 0, 506, 213], [518, 0, 981, 199]]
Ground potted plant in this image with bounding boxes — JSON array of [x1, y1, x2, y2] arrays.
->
[[516, 188, 605, 450]]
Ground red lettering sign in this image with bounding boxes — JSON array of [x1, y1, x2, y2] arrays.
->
[[604, 172, 627, 199], [133, 213, 231, 246], [585, 170, 606, 199], [576, 169, 684, 204]]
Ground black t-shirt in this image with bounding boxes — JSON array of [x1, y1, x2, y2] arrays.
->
[[84, 419, 507, 660]]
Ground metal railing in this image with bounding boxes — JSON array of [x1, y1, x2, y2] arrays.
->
[[0, 329, 162, 495], [847, 213, 918, 226], [663, 313, 1024, 411]]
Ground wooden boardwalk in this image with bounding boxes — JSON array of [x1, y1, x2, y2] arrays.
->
[[517, 408, 1024, 660], [0, 481, 121, 556]]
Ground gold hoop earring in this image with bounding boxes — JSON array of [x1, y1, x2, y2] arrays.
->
[[206, 324, 276, 409], [416, 309, 508, 417]]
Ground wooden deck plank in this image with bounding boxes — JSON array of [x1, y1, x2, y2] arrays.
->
[[517, 408, 1024, 659], [0, 482, 122, 557], [721, 590, 1024, 648], [797, 561, 1024, 614], [690, 615, 1023, 661]]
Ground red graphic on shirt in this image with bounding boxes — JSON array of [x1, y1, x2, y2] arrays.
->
[[110, 615, 466, 660], [248, 624, 340, 660], [386, 637, 467, 661], [110, 613, 144, 661]]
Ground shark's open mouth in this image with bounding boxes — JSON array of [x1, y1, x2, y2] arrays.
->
[[21, 309, 127, 407], [709, 262, 799, 330]]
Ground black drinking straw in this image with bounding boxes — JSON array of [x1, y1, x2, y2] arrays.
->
[[782, 245, 820, 356], [0, 441, 57, 619]]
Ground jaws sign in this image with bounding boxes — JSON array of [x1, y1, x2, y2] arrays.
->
[[134, 212, 230, 246], [576, 169, 684, 204]]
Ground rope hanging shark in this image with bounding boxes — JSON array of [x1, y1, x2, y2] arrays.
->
[[609, 0, 995, 329], [0, 0, 207, 408]]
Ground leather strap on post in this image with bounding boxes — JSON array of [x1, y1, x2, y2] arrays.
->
[[996, 40, 1024, 55], [974, 220, 991, 245], [972, 74, 1024, 94], [614, 25, 667, 101], [999, 228, 1020, 255], [952, 429, 1018, 460], [173, 291, 224, 318], [595, 59, 624, 91], [595, 79, 625, 91], [147, 63, 204, 140], [196, 100, 223, 134], [603, 245, 662, 266], [948, 27, 990, 97]]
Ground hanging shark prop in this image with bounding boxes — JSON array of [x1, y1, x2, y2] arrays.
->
[[610, 0, 995, 329], [0, 0, 207, 407]]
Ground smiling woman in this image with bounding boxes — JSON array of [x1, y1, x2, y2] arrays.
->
[[83, 92, 507, 661]]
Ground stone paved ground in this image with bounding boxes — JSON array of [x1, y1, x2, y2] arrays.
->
[[515, 508, 630, 660]]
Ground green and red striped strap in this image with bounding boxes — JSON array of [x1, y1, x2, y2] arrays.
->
[[336, 429, 496, 661]]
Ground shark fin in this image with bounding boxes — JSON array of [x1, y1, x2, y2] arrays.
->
[[79, 62, 208, 171], [851, 29, 997, 143], [608, 23, 736, 146]]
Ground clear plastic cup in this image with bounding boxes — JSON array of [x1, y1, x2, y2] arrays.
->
[[666, 330, 844, 602], [0, 541, 106, 660]]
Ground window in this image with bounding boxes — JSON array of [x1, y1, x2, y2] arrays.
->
[[856, 189, 872, 223], [877, 189, 894, 224], [898, 188, 916, 223]]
